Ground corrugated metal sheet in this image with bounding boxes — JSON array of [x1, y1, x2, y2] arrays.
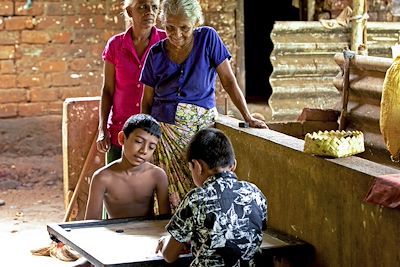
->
[[269, 21, 400, 121], [333, 54, 395, 167]]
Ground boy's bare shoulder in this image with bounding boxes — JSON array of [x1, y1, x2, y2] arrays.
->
[[92, 161, 120, 180], [144, 162, 167, 179]]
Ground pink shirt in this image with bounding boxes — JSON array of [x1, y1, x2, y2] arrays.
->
[[102, 26, 166, 147]]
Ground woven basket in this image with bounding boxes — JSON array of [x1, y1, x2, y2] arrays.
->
[[304, 130, 365, 158]]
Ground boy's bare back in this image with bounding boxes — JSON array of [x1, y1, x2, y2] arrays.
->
[[85, 160, 169, 220]]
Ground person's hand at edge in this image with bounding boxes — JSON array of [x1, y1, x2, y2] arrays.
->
[[246, 116, 268, 129], [96, 129, 111, 153], [155, 235, 168, 254]]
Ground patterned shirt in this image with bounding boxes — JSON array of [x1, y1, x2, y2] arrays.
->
[[166, 172, 268, 267], [140, 26, 231, 124]]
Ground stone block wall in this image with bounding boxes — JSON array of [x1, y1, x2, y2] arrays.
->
[[0, 0, 238, 118]]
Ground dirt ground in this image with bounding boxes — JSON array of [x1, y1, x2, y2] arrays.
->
[[0, 116, 74, 266]]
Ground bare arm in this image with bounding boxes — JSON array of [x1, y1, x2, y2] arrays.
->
[[155, 235, 185, 263], [155, 169, 171, 216], [84, 171, 106, 220], [141, 85, 155, 114], [97, 61, 116, 153], [216, 59, 267, 128]]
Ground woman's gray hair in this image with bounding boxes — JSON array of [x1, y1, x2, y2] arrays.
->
[[122, 0, 135, 20], [160, 0, 204, 26]]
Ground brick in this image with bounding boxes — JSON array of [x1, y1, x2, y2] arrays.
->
[[43, 44, 91, 58], [18, 102, 47, 116], [79, 72, 103, 86], [5, 16, 34, 30], [0, 60, 16, 74], [92, 15, 107, 28], [70, 58, 101, 71], [106, 1, 123, 16], [51, 72, 81, 87], [16, 57, 39, 71], [75, 30, 103, 44], [0, 1, 14, 16], [46, 2, 75, 16], [21, 30, 51, 44], [0, 89, 27, 103], [65, 16, 103, 29], [47, 101, 63, 115], [51, 31, 72, 44], [44, 43, 104, 59], [17, 73, 47, 88], [0, 74, 16, 88], [60, 86, 100, 100], [0, 103, 17, 118], [15, 1, 44, 16], [34, 16, 63, 30], [78, 2, 106, 15], [89, 44, 105, 57], [102, 30, 122, 42], [0, 18, 4, 30], [15, 44, 43, 58], [29, 87, 60, 102], [39, 60, 67, 73], [0, 31, 19, 45], [108, 15, 125, 30], [0, 45, 15, 59]]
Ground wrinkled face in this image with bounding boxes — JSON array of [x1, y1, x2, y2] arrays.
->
[[123, 128, 158, 167], [126, 0, 160, 29], [165, 14, 194, 49]]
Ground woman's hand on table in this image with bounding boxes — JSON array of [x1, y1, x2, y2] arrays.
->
[[247, 117, 268, 129]]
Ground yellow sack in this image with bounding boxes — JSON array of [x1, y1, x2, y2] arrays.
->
[[380, 56, 400, 161]]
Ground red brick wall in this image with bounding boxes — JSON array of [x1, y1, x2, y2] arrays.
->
[[0, 0, 238, 118], [0, 0, 124, 118]]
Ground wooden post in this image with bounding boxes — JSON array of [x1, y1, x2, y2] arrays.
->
[[338, 50, 355, 131], [307, 0, 316, 21], [351, 0, 367, 53]]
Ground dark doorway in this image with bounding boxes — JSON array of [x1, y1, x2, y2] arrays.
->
[[244, 1, 300, 103]]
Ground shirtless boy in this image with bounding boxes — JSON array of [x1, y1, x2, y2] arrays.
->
[[85, 114, 171, 219]]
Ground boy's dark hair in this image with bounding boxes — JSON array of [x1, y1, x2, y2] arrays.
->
[[186, 128, 235, 169], [123, 114, 161, 139]]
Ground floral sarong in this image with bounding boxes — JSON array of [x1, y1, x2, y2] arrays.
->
[[154, 103, 217, 213]]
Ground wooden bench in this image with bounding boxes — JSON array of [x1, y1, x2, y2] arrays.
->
[[48, 217, 313, 267]]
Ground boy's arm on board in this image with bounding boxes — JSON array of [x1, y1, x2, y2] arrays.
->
[[156, 235, 185, 263], [84, 171, 107, 220]]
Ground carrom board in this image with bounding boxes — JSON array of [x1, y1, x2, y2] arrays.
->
[[47, 217, 291, 266]]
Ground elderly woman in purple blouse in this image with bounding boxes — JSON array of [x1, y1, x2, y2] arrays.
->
[[140, 0, 267, 211]]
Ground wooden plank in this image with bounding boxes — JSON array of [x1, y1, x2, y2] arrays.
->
[[62, 97, 105, 220]]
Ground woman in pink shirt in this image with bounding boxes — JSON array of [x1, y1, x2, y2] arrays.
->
[[97, 0, 166, 163]]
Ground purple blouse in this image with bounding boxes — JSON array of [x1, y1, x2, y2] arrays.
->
[[140, 26, 231, 124]]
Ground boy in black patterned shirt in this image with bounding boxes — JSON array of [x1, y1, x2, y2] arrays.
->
[[156, 128, 268, 266]]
